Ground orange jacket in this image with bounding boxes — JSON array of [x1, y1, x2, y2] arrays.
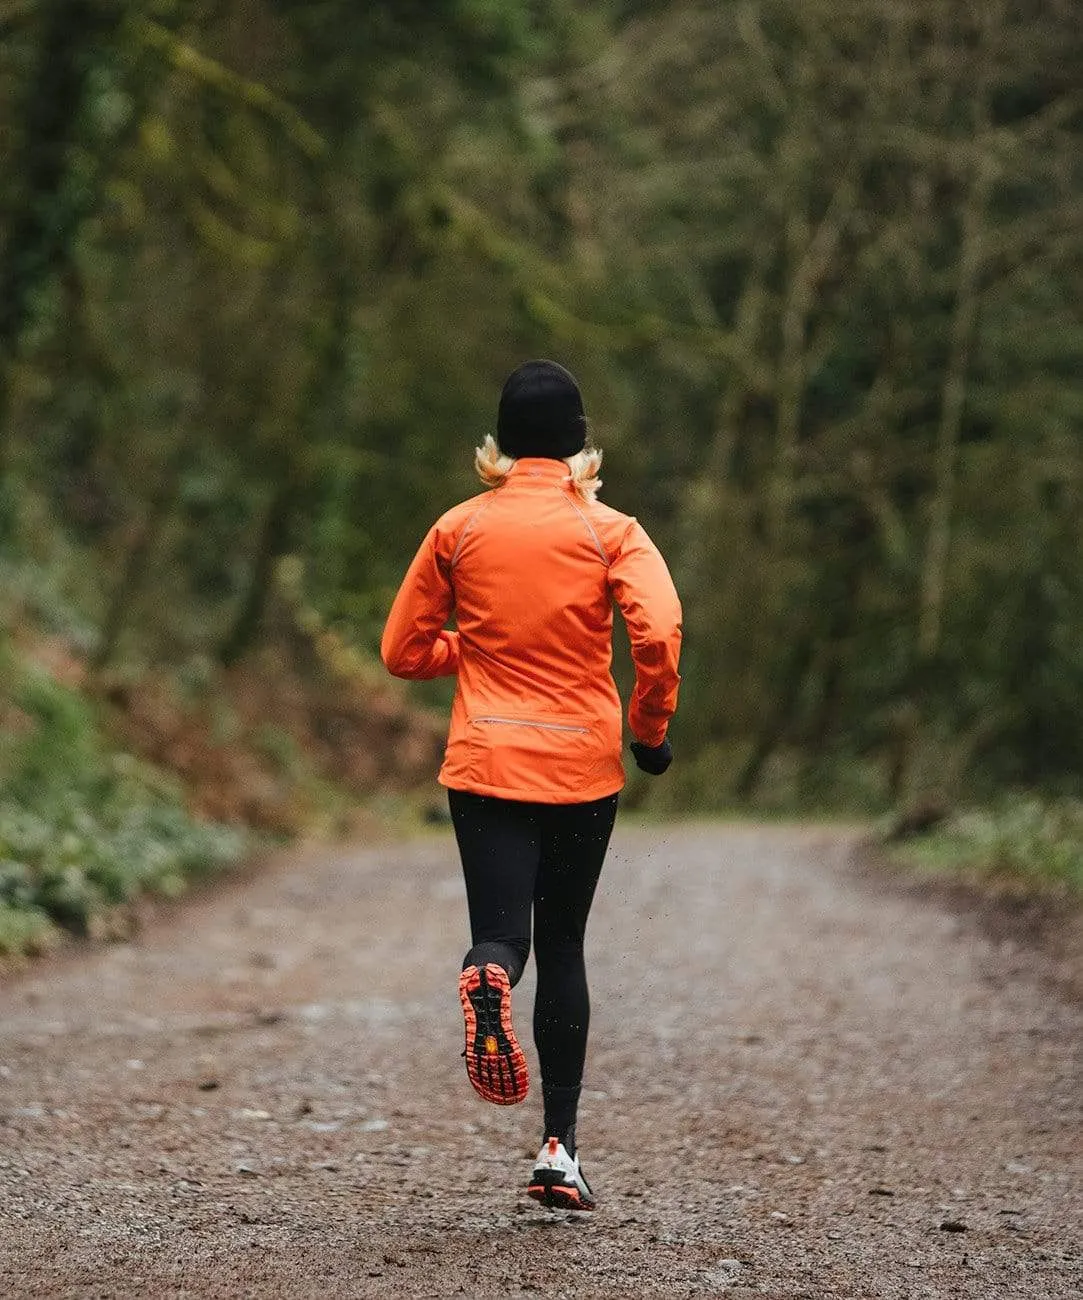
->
[[381, 457, 682, 803]]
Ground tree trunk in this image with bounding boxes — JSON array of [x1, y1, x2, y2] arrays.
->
[[0, 0, 121, 471], [218, 480, 297, 668], [216, 174, 355, 669], [767, 177, 851, 545], [806, 516, 871, 750], [92, 442, 188, 671], [916, 163, 991, 660], [916, 6, 1000, 661], [735, 632, 816, 800]]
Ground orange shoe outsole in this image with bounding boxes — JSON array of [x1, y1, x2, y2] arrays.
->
[[459, 963, 529, 1106], [526, 1182, 595, 1211]]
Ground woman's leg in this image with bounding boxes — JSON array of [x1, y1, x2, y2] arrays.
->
[[532, 794, 619, 1152], [448, 789, 539, 986], [449, 790, 540, 1106]]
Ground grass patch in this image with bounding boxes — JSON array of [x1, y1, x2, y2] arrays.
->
[[890, 797, 1083, 896]]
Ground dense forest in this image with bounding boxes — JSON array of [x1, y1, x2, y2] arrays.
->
[[2, 0, 1081, 822]]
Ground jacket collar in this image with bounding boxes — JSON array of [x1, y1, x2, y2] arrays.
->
[[505, 457, 571, 486]]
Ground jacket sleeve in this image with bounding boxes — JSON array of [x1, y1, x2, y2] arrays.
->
[[380, 523, 460, 680], [607, 519, 682, 746]]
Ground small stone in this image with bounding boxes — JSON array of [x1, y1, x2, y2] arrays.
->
[[869, 1186, 895, 1197], [940, 1220, 968, 1233], [198, 1079, 220, 1092]]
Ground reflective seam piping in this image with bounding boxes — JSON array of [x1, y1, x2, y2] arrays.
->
[[564, 496, 609, 566], [472, 716, 589, 735], [450, 498, 496, 569]]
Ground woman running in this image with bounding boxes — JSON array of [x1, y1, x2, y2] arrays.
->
[[381, 360, 682, 1210]]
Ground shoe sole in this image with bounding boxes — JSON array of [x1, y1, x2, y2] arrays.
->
[[459, 963, 528, 1106], [526, 1170, 596, 1212]]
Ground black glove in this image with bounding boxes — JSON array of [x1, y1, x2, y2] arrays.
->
[[630, 737, 673, 776]]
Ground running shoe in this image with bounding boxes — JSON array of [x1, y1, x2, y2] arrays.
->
[[458, 963, 529, 1106], [526, 1137, 596, 1211]]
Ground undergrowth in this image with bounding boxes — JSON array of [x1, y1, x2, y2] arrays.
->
[[890, 797, 1083, 896], [0, 647, 247, 960]]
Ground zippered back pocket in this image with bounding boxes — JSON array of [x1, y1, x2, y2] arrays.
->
[[466, 715, 596, 793]]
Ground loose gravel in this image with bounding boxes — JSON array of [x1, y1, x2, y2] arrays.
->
[[1, 822, 1079, 1298]]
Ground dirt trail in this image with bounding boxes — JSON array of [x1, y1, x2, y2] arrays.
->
[[0, 823, 1079, 1299]]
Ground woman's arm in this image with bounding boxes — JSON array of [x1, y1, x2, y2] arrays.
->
[[607, 519, 683, 745], [381, 524, 460, 680]]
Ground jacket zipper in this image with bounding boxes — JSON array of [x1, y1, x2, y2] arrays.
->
[[471, 716, 589, 735]]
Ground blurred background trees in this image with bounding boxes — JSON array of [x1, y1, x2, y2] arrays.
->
[[2, 0, 1081, 814]]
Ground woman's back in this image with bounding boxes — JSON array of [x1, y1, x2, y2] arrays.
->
[[382, 456, 681, 803], [452, 458, 620, 710]]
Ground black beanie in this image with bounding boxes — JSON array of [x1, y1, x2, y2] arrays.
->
[[496, 360, 586, 459]]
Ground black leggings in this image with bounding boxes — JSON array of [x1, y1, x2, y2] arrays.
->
[[448, 789, 618, 1096]]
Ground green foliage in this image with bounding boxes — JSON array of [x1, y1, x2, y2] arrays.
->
[[0, 892, 56, 960], [0, 650, 246, 956], [895, 798, 1083, 895], [0, 787, 244, 937], [0, 0, 1079, 814], [5, 665, 102, 802]]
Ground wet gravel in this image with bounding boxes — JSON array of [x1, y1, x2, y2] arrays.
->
[[0, 822, 1080, 1298]]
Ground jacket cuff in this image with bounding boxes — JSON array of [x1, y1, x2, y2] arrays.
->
[[631, 721, 668, 748]]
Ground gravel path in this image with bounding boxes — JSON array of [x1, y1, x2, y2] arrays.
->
[[0, 823, 1079, 1298]]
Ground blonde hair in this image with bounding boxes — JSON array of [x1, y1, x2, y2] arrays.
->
[[474, 434, 603, 503]]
